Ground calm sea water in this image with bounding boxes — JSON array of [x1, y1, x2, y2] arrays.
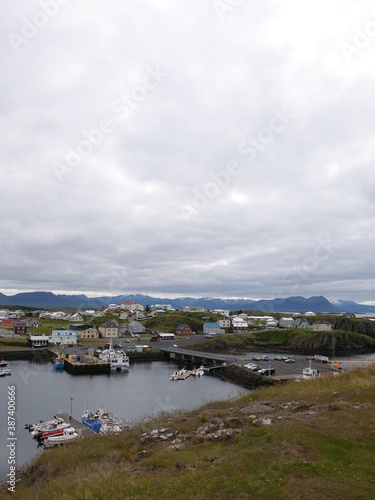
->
[[0, 359, 246, 483]]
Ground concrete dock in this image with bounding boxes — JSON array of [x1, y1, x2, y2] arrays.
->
[[55, 413, 95, 436]]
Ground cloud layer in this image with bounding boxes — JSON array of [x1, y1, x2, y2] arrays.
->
[[1, 0, 375, 302]]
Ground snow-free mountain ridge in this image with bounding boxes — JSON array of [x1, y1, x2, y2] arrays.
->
[[1, 292, 375, 313]]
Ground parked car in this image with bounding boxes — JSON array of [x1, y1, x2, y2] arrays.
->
[[259, 368, 275, 376], [252, 356, 261, 361], [285, 358, 295, 363], [273, 356, 283, 361], [261, 355, 270, 361]]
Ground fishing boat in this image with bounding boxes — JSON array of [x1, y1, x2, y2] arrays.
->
[[95, 408, 122, 434], [27, 416, 65, 433], [98, 340, 130, 372], [54, 345, 65, 371], [81, 408, 101, 432], [37, 423, 72, 441], [44, 427, 80, 448], [0, 360, 8, 367]]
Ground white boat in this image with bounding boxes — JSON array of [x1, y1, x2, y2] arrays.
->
[[302, 367, 319, 379], [170, 368, 192, 380], [26, 416, 65, 433], [0, 368, 11, 376], [95, 408, 122, 434], [44, 427, 79, 448], [192, 366, 205, 377], [98, 340, 130, 371], [31, 421, 70, 438], [302, 359, 319, 379]]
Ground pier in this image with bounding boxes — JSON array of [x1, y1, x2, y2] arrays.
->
[[55, 413, 95, 436]]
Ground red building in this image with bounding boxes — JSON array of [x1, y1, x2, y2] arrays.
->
[[14, 321, 28, 335], [176, 323, 193, 336]]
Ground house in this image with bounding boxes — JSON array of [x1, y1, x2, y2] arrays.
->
[[341, 312, 356, 318], [27, 319, 42, 328], [80, 328, 99, 340], [176, 323, 193, 336], [0, 309, 10, 320], [128, 321, 146, 334], [135, 310, 146, 320], [180, 306, 205, 313], [150, 333, 175, 341], [266, 319, 278, 328], [279, 317, 294, 328], [293, 318, 311, 329], [232, 317, 248, 331], [121, 302, 145, 312], [14, 321, 28, 335], [70, 313, 84, 322], [51, 329, 77, 345], [218, 319, 231, 329], [212, 309, 230, 317], [1, 318, 16, 327], [29, 334, 51, 348], [98, 320, 119, 338], [203, 322, 224, 334], [50, 311, 67, 320], [151, 304, 173, 312], [312, 321, 332, 332]]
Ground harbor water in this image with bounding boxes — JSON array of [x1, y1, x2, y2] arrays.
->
[[0, 359, 246, 483]]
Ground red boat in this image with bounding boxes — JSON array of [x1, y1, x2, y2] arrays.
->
[[38, 424, 71, 440], [0, 360, 7, 367]]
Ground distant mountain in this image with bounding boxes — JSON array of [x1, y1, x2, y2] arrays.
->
[[331, 299, 375, 314], [1, 291, 375, 313]]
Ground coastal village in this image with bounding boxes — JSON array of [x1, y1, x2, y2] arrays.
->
[[0, 300, 337, 349]]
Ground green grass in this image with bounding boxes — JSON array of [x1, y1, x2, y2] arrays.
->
[[6, 365, 375, 499], [0, 337, 28, 349], [141, 312, 223, 334]]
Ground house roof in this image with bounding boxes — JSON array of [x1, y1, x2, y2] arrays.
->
[[176, 323, 191, 330]]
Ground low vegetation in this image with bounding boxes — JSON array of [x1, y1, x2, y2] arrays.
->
[[6, 365, 375, 499], [140, 312, 223, 334], [186, 330, 375, 355]]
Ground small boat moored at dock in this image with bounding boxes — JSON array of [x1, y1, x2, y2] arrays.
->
[[44, 427, 80, 448], [302, 359, 319, 379], [94, 408, 122, 434], [82, 409, 101, 432]]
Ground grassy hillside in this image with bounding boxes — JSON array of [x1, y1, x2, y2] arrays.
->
[[140, 312, 223, 333], [6, 365, 375, 499], [185, 330, 375, 355]]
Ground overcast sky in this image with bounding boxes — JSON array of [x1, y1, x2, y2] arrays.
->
[[1, 0, 375, 303]]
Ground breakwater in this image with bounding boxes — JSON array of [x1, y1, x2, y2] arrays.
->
[[0, 348, 53, 362], [218, 363, 274, 389]]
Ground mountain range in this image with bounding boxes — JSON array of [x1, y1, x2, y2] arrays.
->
[[1, 291, 375, 313]]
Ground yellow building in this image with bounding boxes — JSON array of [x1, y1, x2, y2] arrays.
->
[[81, 328, 99, 340]]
